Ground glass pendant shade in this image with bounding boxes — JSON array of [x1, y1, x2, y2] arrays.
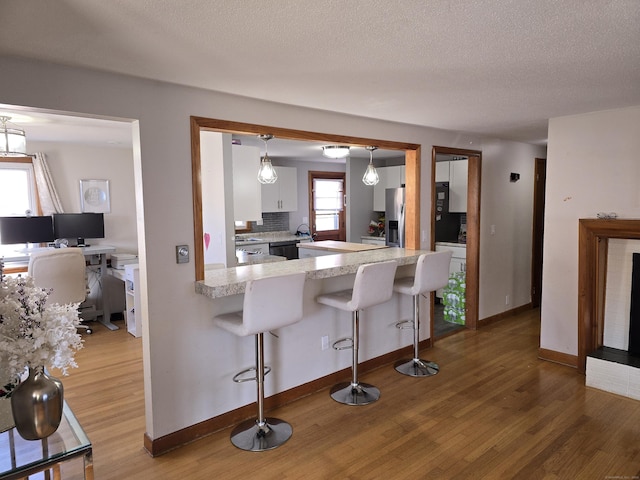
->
[[257, 134, 277, 184], [0, 116, 27, 157], [257, 155, 278, 184], [362, 146, 379, 186]]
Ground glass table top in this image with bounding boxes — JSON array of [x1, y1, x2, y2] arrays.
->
[[0, 400, 92, 479]]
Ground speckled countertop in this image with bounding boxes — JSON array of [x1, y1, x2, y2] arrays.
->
[[196, 248, 433, 299], [235, 231, 311, 247]]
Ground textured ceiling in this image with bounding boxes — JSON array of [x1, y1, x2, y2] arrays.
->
[[1, 0, 639, 146]]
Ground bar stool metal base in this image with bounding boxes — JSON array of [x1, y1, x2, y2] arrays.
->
[[394, 358, 439, 377], [330, 381, 380, 405], [230, 417, 293, 451]]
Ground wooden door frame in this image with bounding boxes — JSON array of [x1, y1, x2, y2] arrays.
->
[[308, 171, 347, 241], [431, 146, 481, 332], [531, 158, 547, 308], [190, 116, 421, 281]]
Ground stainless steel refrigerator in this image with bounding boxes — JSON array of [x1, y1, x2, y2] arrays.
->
[[385, 187, 405, 247]]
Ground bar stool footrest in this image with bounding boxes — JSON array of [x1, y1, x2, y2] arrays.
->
[[332, 337, 353, 350], [395, 319, 414, 330], [232, 366, 272, 383]]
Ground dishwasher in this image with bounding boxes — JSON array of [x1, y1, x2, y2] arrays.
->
[[268, 240, 299, 260]]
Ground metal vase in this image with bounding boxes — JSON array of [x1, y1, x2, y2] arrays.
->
[[10, 366, 64, 440]]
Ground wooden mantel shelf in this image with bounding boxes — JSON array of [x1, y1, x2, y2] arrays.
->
[[578, 218, 640, 373]]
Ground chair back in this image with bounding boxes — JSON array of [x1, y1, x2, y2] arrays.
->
[[412, 250, 453, 295], [350, 260, 398, 311], [242, 272, 306, 335], [28, 248, 86, 305]]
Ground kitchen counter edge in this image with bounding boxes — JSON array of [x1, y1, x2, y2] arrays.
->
[[196, 248, 432, 299]]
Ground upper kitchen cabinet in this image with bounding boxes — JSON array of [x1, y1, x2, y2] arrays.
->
[[373, 165, 405, 212], [449, 159, 468, 213], [232, 145, 262, 221], [262, 166, 298, 212], [436, 160, 468, 213]]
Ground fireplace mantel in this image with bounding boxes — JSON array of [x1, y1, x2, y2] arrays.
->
[[578, 219, 640, 373]]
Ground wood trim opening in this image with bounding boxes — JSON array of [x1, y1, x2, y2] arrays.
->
[[190, 116, 421, 281], [577, 218, 640, 373], [431, 146, 481, 333]]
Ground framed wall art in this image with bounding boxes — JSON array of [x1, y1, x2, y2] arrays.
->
[[80, 179, 111, 213]]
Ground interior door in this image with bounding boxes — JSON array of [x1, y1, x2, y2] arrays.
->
[[309, 171, 346, 241]]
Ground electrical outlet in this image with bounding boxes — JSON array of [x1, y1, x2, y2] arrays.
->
[[505, 295, 510, 305], [321, 335, 329, 351]]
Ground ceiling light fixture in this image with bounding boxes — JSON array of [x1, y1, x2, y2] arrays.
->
[[322, 145, 350, 159], [0, 116, 27, 157], [257, 134, 277, 184], [362, 146, 379, 186]]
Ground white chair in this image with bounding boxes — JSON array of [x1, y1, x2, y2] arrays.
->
[[28, 248, 92, 333], [393, 250, 452, 377], [316, 260, 398, 405], [213, 272, 306, 451]]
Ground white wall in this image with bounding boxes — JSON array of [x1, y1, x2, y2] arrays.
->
[[478, 138, 543, 318], [29, 141, 137, 253], [541, 105, 640, 356], [0, 55, 545, 441]]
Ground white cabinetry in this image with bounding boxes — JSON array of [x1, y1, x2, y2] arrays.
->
[[232, 145, 262, 221], [435, 243, 466, 298], [435, 160, 467, 213], [449, 159, 468, 213], [261, 166, 298, 212], [124, 264, 141, 337], [373, 165, 405, 212], [435, 162, 450, 182]]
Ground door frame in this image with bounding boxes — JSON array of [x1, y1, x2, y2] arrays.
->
[[431, 146, 481, 332], [531, 158, 547, 308], [308, 171, 346, 241]]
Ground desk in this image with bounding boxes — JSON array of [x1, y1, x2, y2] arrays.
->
[[2, 245, 119, 331], [0, 401, 94, 480]]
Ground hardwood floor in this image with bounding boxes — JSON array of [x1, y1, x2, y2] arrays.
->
[[53, 310, 640, 479]]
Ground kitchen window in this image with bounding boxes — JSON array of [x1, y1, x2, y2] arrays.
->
[[309, 172, 346, 241]]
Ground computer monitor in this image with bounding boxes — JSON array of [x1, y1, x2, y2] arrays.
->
[[0, 216, 55, 245], [53, 213, 105, 247]]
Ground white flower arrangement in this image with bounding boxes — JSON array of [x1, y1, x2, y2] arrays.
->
[[0, 269, 83, 397]]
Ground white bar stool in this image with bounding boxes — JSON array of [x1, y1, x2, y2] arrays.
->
[[316, 260, 398, 405], [393, 250, 452, 377], [213, 272, 306, 451]]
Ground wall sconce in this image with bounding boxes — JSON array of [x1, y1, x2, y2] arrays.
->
[[322, 145, 350, 159], [257, 134, 277, 184], [362, 146, 379, 186]]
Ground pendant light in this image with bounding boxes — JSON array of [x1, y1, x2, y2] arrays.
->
[[0, 116, 27, 157], [257, 134, 277, 184], [362, 146, 379, 186]]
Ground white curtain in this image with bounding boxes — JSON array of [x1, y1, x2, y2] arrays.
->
[[32, 152, 64, 215]]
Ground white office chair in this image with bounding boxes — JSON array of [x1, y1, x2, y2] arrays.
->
[[28, 248, 92, 334]]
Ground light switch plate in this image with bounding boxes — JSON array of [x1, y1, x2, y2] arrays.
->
[[176, 245, 189, 264]]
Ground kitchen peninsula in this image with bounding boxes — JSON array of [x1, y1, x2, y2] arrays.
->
[[194, 247, 439, 450]]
